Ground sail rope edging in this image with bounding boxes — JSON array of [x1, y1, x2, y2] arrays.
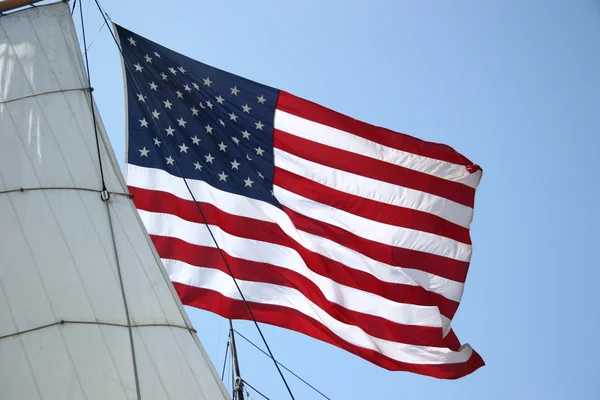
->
[[77, 2, 142, 399], [0, 320, 197, 341], [91, 2, 297, 398], [0, 186, 133, 197]]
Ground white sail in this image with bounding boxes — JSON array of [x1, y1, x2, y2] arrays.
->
[[0, 3, 230, 399]]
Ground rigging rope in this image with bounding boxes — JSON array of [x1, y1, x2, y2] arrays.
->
[[233, 329, 331, 400], [91, 1, 297, 398], [221, 341, 230, 381], [242, 380, 270, 400], [78, 2, 141, 400]]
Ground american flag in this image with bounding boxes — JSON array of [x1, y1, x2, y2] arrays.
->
[[116, 24, 484, 379]]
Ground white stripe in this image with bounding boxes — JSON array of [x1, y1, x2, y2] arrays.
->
[[166, 260, 474, 365], [138, 209, 444, 329], [274, 148, 474, 229], [274, 185, 472, 262], [274, 109, 482, 189], [126, 164, 465, 304]]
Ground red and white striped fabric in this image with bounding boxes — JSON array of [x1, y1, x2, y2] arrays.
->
[[127, 91, 484, 379]]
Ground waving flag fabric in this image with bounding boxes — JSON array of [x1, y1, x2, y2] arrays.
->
[[116, 24, 484, 379]]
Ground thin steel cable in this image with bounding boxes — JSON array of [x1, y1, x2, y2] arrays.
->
[[242, 380, 270, 400], [85, 0, 119, 51], [221, 341, 230, 381], [79, 2, 141, 399], [92, 2, 296, 398], [234, 329, 331, 400]]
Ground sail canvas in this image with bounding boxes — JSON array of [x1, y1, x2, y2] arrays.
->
[[0, 3, 230, 399]]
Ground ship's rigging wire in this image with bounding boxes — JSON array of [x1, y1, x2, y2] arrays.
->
[[233, 329, 331, 400], [242, 380, 270, 400], [85, 0, 120, 51], [90, 1, 297, 398], [78, 2, 142, 400], [221, 340, 231, 381]]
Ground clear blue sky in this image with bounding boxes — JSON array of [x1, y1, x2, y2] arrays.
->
[[70, 0, 600, 398]]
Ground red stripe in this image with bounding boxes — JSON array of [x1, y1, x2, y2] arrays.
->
[[274, 167, 471, 245], [129, 186, 460, 318], [154, 235, 447, 347], [276, 91, 481, 172], [274, 129, 475, 207], [282, 204, 469, 294], [174, 283, 485, 379]]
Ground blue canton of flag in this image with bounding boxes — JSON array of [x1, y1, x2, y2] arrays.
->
[[117, 25, 280, 207]]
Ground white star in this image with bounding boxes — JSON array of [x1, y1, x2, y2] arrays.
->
[[137, 93, 146, 102], [205, 124, 213, 134], [203, 77, 213, 87], [258, 171, 264, 179], [229, 112, 238, 122], [215, 95, 225, 105], [144, 54, 152, 63], [128, 37, 137, 46], [244, 177, 254, 188], [218, 142, 227, 152], [149, 81, 158, 91], [160, 72, 168, 80], [165, 156, 175, 165], [191, 106, 199, 116], [255, 147, 265, 156], [205, 153, 215, 163], [163, 99, 173, 109], [206, 100, 214, 110], [139, 118, 148, 128], [153, 51, 161, 58], [165, 126, 175, 136], [257, 95, 266, 104], [232, 137, 240, 145], [242, 104, 251, 113], [230, 86, 240, 96], [139, 147, 150, 157], [241, 130, 251, 139], [175, 90, 184, 99], [255, 121, 264, 130], [231, 159, 240, 170], [134, 63, 143, 72], [192, 82, 200, 90], [179, 143, 189, 153], [191, 135, 201, 145], [218, 171, 228, 182], [178, 66, 186, 74], [194, 161, 202, 171], [219, 119, 226, 127], [151, 109, 161, 119], [153, 137, 161, 146], [184, 84, 192, 92], [177, 117, 187, 127], [168, 67, 177, 75]]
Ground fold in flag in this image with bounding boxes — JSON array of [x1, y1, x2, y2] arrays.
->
[[116, 24, 484, 379]]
